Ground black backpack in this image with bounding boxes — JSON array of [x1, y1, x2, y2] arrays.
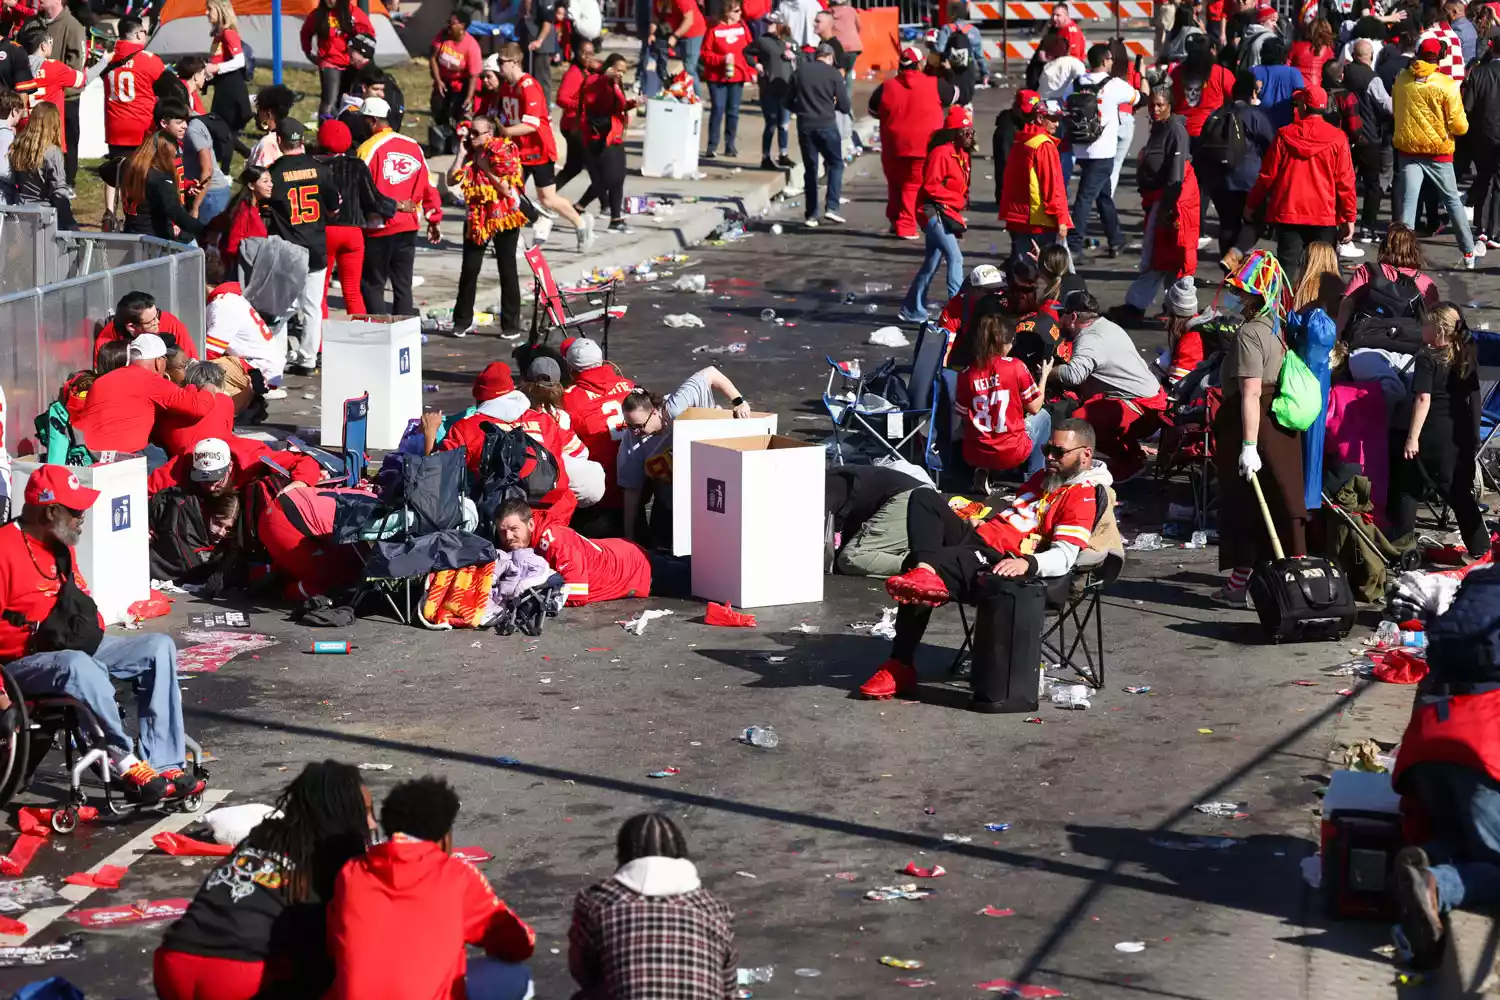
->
[[474, 424, 560, 528], [1, 543, 103, 656], [148, 488, 218, 583], [1347, 265, 1426, 355], [1197, 105, 1247, 172], [1065, 78, 1105, 145]]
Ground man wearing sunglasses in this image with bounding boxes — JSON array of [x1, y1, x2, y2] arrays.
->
[[860, 419, 1112, 699]]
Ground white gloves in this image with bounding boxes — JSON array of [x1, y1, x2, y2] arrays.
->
[[1238, 443, 1262, 481]]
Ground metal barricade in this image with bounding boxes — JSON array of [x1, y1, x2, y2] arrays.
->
[[0, 205, 59, 295]]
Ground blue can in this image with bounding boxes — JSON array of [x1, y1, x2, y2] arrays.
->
[[311, 640, 352, 654]]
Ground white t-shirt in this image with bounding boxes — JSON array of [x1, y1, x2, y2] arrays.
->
[[1073, 72, 1140, 160], [1038, 56, 1086, 101]]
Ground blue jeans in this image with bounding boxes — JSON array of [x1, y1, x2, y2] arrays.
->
[[1409, 763, 1500, 913], [902, 208, 963, 316], [1399, 154, 1474, 254], [1008, 228, 1060, 264], [1069, 156, 1124, 252], [467, 958, 533, 1000], [1111, 115, 1134, 197], [5, 633, 185, 770], [761, 88, 790, 158], [707, 81, 742, 153], [798, 123, 843, 218], [679, 35, 703, 94], [197, 183, 231, 228], [1058, 148, 1075, 196], [638, 37, 662, 96], [1024, 409, 1051, 474]]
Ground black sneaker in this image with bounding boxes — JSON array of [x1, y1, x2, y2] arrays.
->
[[609, 219, 631, 233], [760, 156, 777, 170], [285, 364, 318, 378], [1395, 846, 1446, 969], [160, 767, 207, 799], [119, 760, 170, 806], [725, 146, 738, 157], [777, 154, 794, 168], [702, 149, 717, 159]]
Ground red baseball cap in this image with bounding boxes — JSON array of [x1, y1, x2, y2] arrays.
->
[[1255, 4, 1277, 21], [1295, 84, 1328, 110], [946, 105, 973, 129], [1015, 89, 1043, 114], [472, 361, 515, 402], [1417, 37, 1444, 60], [900, 45, 923, 66], [25, 465, 100, 510]]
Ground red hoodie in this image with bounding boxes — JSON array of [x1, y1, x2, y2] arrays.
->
[[702, 20, 754, 83], [873, 68, 944, 158], [300, 5, 374, 69], [1246, 112, 1356, 227], [921, 141, 971, 229], [327, 835, 536, 1000]]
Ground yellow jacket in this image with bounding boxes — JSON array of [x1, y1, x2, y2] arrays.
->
[[1393, 59, 1468, 156]]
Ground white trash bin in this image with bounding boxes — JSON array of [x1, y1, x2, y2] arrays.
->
[[320, 316, 423, 451], [641, 99, 702, 179]]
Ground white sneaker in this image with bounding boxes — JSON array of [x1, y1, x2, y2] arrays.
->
[[804, 218, 820, 228], [839, 196, 852, 204], [1474, 240, 1488, 258], [1337, 241, 1365, 259], [262, 387, 287, 400], [577, 212, 596, 252], [452, 323, 474, 338], [1197, 235, 1214, 250], [534, 216, 554, 243], [823, 211, 846, 224], [1465, 252, 1478, 270]]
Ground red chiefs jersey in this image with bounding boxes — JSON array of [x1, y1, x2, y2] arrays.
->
[[498, 74, 557, 166], [956, 356, 1038, 473], [438, 405, 580, 525], [102, 41, 165, 148], [18, 59, 82, 149], [976, 468, 1098, 558], [562, 369, 635, 508], [536, 524, 651, 604]]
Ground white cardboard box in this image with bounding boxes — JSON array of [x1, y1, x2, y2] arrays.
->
[[669, 408, 777, 556], [10, 458, 149, 625], [320, 316, 423, 451], [641, 99, 701, 179], [690, 434, 825, 608]]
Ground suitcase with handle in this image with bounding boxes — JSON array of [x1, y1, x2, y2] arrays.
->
[[1246, 471, 1356, 642], [967, 574, 1047, 713]]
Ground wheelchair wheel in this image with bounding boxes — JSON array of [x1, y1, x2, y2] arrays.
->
[[0, 668, 31, 810], [177, 793, 203, 814], [50, 806, 77, 835]]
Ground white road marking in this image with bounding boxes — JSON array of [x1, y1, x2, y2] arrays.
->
[[12, 788, 231, 944]]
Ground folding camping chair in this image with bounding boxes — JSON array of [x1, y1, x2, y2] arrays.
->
[[524, 246, 618, 354], [822, 323, 950, 478], [1475, 378, 1500, 494], [285, 392, 369, 487]]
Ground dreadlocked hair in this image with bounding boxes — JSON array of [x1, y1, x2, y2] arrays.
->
[[247, 760, 368, 904], [616, 812, 690, 866]]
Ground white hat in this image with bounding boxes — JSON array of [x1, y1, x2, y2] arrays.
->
[[970, 264, 1004, 288], [360, 96, 391, 119], [191, 438, 233, 481], [127, 332, 168, 361], [565, 337, 604, 371], [1040, 99, 1065, 117], [483, 53, 502, 74]]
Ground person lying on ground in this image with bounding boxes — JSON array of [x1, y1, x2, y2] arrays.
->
[[826, 463, 933, 578], [560, 337, 636, 536], [859, 419, 1116, 699], [72, 333, 221, 457], [155, 761, 375, 1000], [0, 465, 207, 804], [569, 812, 737, 1000], [495, 497, 654, 604], [327, 776, 536, 1000]]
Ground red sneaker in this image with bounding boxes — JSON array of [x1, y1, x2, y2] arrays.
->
[[886, 566, 951, 607], [859, 659, 918, 699], [160, 767, 207, 799]]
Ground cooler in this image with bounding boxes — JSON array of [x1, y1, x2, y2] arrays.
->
[[641, 99, 701, 179], [9, 458, 149, 626], [1319, 768, 1404, 920], [321, 316, 423, 451]]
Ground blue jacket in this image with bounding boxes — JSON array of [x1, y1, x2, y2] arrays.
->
[[1252, 64, 1306, 129], [1226, 101, 1277, 191]]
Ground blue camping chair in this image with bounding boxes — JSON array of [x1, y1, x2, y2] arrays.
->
[[285, 392, 369, 487], [821, 323, 950, 477]]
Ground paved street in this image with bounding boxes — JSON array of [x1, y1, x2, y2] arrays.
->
[[0, 83, 1474, 998]]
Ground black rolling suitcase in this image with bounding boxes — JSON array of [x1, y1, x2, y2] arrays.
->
[[1246, 471, 1356, 642], [967, 574, 1047, 713]]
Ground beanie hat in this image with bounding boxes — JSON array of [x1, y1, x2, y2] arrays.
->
[[473, 361, 515, 401], [318, 119, 352, 154]]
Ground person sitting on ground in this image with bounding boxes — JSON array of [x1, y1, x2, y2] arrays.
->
[[73, 333, 220, 456], [1037, 242, 1085, 312], [827, 463, 933, 578], [562, 337, 636, 537], [935, 264, 1006, 370], [0, 465, 205, 805], [1052, 289, 1170, 480], [327, 776, 536, 1000], [155, 761, 375, 1000], [203, 251, 284, 396], [859, 419, 1115, 699], [94, 290, 197, 366], [522, 356, 605, 508], [421, 361, 585, 532], [95, 340, 129, 376], [1160, 281, 1206, 385], [496, 498, 656, 604], [569, 812, 737, 1000], [152, 361, 237, 458], [617, 367, 754, 545], [1390, 569, 1500, 969], [958, 314, 1052, 492]]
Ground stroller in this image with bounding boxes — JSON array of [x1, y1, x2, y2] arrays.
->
[[1316, 463, 1420, 604]]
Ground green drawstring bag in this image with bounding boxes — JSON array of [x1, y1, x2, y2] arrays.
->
[[1271, 349, 1321, 432]]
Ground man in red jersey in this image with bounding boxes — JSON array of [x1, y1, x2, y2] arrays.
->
[[495, 42, 595, 252], [356, 96, 442, 318], [99, 16, 164, 227], [561, 337, 634, 533], [496, 498, 653, 604]]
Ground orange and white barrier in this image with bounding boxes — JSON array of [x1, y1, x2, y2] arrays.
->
[[981, 36, 1153, 58], [967, 1, 1154, 18]]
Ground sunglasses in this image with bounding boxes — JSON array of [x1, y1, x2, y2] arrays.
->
[[1042, 443, 1087, 460]]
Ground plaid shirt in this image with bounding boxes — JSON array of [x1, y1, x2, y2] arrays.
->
[[1418, 25, 1466, 81], [1336, 90, 1365, 139], [569, 876, 737, 1000]]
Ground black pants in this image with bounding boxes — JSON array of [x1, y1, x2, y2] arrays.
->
[[1206, 184, 1254, 258], [361, 230, 418, 317], [318, 66, 343, 119], [1353, 142, 1384, 233], [557, 131, 588, 191], [431, 86, 469, 130], [892, 490, 1006, 663], [63, 99, 79, 186], [1275, 224, 1337, 283], [453, 226, 522, 333], [1388, 422, 1489, 555], [580, 141, 626, 222], [1470, 139, 1500, 240]]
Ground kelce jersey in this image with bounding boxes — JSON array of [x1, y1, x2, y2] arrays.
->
[[103, 42, 166, 148], [265, 153, 335, 272], [536, 524, 651, 604], [498, 73, 557, 166], [956, 355, 1038, 473], [562, 372, 635, 508]]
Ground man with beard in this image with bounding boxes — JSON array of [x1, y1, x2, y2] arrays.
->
[[0, 466, 203, 805], [857, 420, 1113, 699]]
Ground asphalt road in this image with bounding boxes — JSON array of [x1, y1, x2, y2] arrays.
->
[[0, 85, 1449, 999]]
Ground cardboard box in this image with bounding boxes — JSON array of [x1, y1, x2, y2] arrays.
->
[[690, 434, 824, 608], [320, 316, 423, 451], [10, 458, 149, 625], [669, 408, 777, 556]]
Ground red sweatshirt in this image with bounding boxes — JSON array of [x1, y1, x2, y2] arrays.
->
[[583, 74, 630, 145], [327, 835, 536, 1000], [148, 435, 323, 495], [300, 5, 374, 69], [556, 64, 592, 133], [921, 141, 970, 229], [73, 365, 218, 454], [357, 127, 443, 237], [1246, 112, 1356, 226], [702, 21, 754, 83], [151, 391, 235, 458], [998, 124, 1072, 233], [872, 68, 943, 158], [93, 309, 196, 367]]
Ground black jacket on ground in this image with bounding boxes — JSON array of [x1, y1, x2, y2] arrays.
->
[[790, 60, 849, 129]]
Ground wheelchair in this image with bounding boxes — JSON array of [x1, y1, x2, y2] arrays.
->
[[0, 666, 209, 834]]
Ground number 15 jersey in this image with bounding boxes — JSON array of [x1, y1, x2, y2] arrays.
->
[[266, 153, 337, 272]]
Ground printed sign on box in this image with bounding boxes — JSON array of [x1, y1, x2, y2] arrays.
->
[[111, 495, 130, 531], [707, 478, 725, 514], [399, 346, 411, 374]]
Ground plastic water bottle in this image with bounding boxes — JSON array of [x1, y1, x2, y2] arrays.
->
[[759, 308, 776, 322], [1375, 620, 1401, 648], [737, 967, 774, 985], [742, 726, 779, 749], [1401, 630, 1428, 649]]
